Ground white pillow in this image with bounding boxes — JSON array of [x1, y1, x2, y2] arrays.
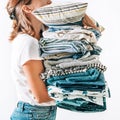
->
[[32, 2, 88, 26]]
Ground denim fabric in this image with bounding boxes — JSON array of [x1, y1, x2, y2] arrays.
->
[[56, 97, 106, 112], [10, 101, 57, 120]]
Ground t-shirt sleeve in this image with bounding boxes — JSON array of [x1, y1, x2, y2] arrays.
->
[[20, 39, 43, 66]]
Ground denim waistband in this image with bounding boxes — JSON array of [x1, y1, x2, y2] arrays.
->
[[17, 101, 56, 111]]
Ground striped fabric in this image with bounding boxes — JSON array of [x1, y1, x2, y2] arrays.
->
[[32, 2, 88, 26]]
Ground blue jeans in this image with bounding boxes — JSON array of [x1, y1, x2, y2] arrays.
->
[[10, 101, 57, 120]]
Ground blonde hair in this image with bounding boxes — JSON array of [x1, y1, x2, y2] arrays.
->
[[6, 0, 35, 41]]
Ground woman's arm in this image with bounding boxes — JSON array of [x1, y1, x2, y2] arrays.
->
[[23, 60, 53, 103]]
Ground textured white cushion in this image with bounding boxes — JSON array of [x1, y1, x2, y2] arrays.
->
[[32, 2, 88, 26]]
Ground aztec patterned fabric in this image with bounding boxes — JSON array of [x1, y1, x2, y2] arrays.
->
[[33, 2, 110, 112]]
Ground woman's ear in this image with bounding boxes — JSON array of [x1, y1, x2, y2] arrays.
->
[[22, 5, 33, 13]]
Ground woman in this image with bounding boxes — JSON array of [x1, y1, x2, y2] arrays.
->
[[6, 0, 100, 120], [6, 0, 57, 120]]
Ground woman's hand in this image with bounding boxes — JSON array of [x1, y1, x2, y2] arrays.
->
[[82, 14, 99, 31]]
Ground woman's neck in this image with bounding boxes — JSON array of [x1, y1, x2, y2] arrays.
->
[[30, 14, 43, 40]]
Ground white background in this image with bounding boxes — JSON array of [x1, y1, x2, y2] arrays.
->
[[0, 0, 120, 120]]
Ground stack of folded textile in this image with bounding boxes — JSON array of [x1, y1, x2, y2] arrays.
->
[[33, 2, 110, 112]]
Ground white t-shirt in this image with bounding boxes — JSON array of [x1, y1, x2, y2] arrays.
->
[[11, 34, 55, 106]]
